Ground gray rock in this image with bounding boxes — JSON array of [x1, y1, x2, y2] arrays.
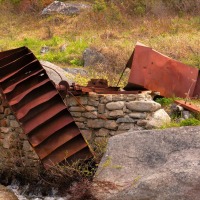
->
[[66, 96, 88, 106], [0, 127, 11, 133], [106, 101, 125, 111], [126, 101, 161, 112], [104, 120, 118, 130], [87, 119, 105, 129], [0, 185, 18, 200], [59, 44, 67, 52], [83, 48, 108, 67], [10, 120, 20, 128], [146, 109, 171, 129], [70, 112, 81, 117], [81, 129, 92, 141], [64, 68, 88, 76], [98, 104, 105, 114], [92, 126, 200, 200], [117, 123, 135, 130], [42, 1, 91, 15], [75, 122, 85, 129], [40, 60, 74, 85], [68, 106, 85, 112], [82, 111, 97, 119], [40, 46, 49, 54], [96, 128, 109, 137], [129, 112, 147, 119], [85, 106, 96, 111], [108, 110, 124, 118], [116, 117, 136, 123], [73, 117, 86, 122], [100, 95, 112, 103], [182, 110, 192, 119]]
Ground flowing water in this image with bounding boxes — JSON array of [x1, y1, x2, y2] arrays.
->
[[7, 180, 71, 200]]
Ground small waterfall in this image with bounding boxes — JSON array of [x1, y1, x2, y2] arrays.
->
[[7, 180, 71, 200]]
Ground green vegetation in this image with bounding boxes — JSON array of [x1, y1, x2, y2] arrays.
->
[[0, 1, 199, 80], [180, 118, 200, 126], [155, 98, 174, 106]]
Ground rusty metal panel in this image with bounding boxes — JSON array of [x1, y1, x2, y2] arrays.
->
[[0, 47, 93, 169], [175, 100, 200, 113], [193, 71, 200, 98], [125, 42, 200, 98]]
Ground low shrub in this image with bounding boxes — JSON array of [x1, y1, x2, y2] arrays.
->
[[180, 118, 200, 126]]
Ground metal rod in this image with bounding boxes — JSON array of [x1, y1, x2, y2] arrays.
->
[[116, 65, 127, 87]]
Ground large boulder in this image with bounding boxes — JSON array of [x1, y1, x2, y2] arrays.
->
[[0, 185, 18, 200], [40, 60, 75, 85], [41, 1, 91, 15], [146, 108, 171, 128], [92, 126, 200, 200]]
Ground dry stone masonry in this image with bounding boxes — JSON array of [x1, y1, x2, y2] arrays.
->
[[0, 94, 40, 172], [0, 92, 170, 170], [65, 92, 170, 145]]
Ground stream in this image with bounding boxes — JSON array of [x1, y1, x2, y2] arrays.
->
[[7, 180, 71, 200]]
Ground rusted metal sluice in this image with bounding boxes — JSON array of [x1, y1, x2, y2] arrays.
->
[[0, 47, 93, 169]]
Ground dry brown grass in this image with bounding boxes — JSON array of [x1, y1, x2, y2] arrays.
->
[[0, 2, 199, 86]]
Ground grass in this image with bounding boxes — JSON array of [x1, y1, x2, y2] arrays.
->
[[0, 7, 199, 70], [0, 3, 199, 87]]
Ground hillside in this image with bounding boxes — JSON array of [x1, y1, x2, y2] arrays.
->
[[0, 0, 199, 86]]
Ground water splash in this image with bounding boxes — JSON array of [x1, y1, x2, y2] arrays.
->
[[7, 180, 71, 200]]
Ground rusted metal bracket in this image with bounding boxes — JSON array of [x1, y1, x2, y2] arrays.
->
[[125, 42, 200, 99], [174, 100, 200, 113], [0, 47, 93, 169]]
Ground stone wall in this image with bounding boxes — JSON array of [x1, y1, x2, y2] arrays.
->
[[65, 92, 165, 145], [0, 94, 39, 172], [0, 92, 169, 171]]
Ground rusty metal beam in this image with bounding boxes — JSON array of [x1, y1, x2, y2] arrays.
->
[[125, 42, 200, 98], [175, 100, 200, 113], [0, 47, 93, 169]]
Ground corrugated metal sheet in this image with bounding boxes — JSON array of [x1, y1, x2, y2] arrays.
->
[[0, 47, 93, 169]]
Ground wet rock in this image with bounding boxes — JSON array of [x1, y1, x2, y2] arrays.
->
[[83, 48, 108, 67], [42, 1, 91, 15], [0, 185, 18, 200], [92, 126, 200, 200]]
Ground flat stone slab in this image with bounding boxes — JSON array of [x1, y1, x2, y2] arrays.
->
[[92, 126, 200, 200]]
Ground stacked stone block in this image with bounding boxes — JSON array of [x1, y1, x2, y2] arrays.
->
[[0, 91, 168, 170], [0, 94, 39, 171], [66, 92, 162, 144]]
